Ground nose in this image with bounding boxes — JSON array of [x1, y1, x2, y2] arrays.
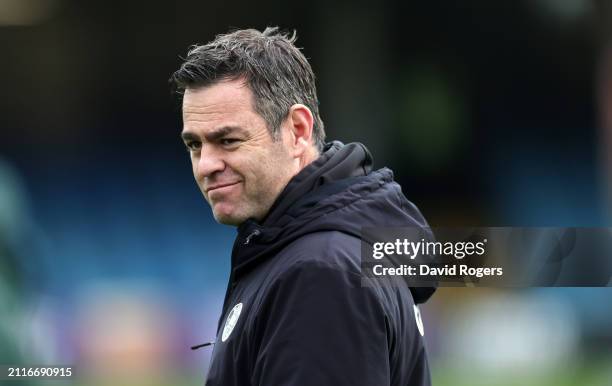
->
[[194, 144, 225, 180]]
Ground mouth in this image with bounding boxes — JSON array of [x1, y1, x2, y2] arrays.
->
[[206, 181, 241, 194]]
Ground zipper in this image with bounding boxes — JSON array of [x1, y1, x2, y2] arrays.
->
[[217, 223, 261, 333], [244, 229, 261, 245], [191, 341, 215, 350], [216, 221, 262, 335]]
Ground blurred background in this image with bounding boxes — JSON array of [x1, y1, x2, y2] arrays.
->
[[1, 0, 611, 385]]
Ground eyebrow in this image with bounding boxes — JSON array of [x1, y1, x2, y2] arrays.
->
[[181, 126, 247, 143]]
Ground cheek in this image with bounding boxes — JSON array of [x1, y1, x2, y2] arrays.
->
[[248, 153, 278, 184], [192, 163, 204, 189], [229, 144, 292, 192], [190, 157, 199, 178], [247, 156, 290, 199]]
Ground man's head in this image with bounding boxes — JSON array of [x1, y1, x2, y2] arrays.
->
[[170, 27, 325, 225]]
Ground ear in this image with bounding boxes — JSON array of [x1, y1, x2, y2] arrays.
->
[[283, 104, 314, 157]]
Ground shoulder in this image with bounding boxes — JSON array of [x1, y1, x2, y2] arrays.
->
[[254, 234, 387, 323], [266, 231, 413, 311], [274, 230, 362, 276]]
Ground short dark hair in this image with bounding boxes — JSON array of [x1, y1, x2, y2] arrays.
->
[[170, 27, 325, 151]]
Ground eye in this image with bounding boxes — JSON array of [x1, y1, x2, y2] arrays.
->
[[220, 138, 240, 146], [185, 141, 201, 151]]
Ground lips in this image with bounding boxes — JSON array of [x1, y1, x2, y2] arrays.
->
[[206, 181, 241, 193]]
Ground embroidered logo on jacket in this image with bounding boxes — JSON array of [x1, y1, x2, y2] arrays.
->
[[222, 303, 243, 342]]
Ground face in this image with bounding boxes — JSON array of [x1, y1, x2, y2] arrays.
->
[[181, 79, 297, 225]]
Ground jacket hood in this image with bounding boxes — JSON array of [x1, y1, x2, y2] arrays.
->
[[230, 141, 436, 304]]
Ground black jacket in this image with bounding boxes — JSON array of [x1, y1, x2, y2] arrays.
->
[[204, 141, 435, 386]]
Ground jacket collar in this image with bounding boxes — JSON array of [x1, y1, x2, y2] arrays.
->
[[230, 141, 373, 276]]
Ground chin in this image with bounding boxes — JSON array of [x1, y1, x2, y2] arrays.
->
[[213, 212, 243, 226], [211, 201, 265, 226], [212, 205, 245, 226]]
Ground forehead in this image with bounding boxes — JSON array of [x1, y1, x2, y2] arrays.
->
[[182, 79, 257, 128]]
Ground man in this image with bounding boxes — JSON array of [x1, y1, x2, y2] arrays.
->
[[170, 27, 435, 386]]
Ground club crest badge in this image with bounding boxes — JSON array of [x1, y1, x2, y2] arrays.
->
[[221, 302, 243, 342]]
